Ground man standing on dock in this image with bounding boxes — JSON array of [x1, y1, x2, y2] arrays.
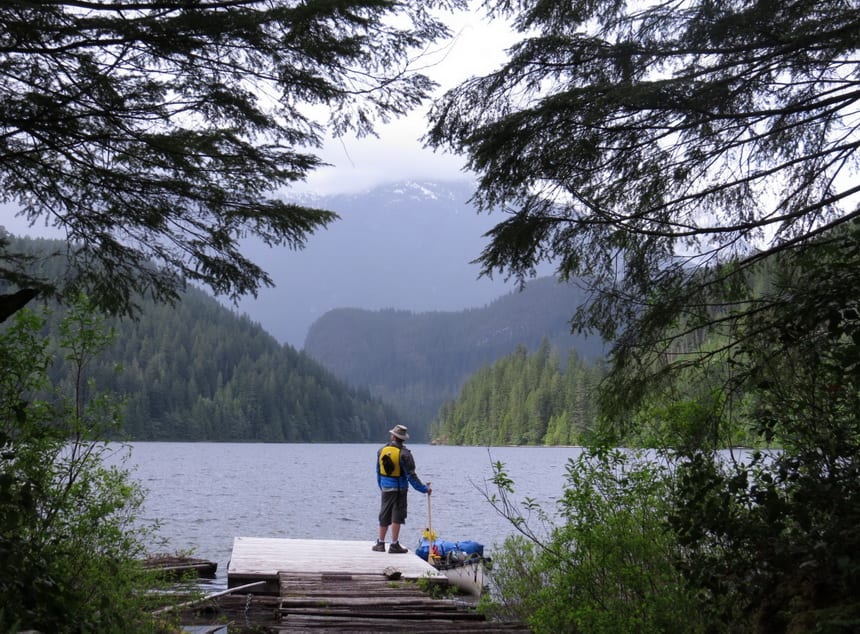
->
[[373, 424, 431, 553]]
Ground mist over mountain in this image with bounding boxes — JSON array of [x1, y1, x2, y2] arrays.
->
[[232, 180, 527, 349]]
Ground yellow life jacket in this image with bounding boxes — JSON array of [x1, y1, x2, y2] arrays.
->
[[379, 445, 401, 477]]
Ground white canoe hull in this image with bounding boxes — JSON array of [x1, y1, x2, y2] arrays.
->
[[437, 560, 485, 596]]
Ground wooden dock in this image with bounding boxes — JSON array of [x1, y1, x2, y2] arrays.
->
[[213, 537, 531, 632], [227, 537, 446, 593]]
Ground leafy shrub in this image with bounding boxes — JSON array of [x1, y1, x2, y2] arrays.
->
[[672, 448, 860, 632], [0, 300, 163, 632], [483, 449, 703, 633]]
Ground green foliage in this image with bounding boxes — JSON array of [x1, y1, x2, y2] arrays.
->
[[0, 299, 161, 632], [417, 573, 458, 599], [671, 449, 860, 633], [737, 224, 860, 449], [484, 450, 703, 634], [432, 340, 605, 446], [625, 389, 759, 452]]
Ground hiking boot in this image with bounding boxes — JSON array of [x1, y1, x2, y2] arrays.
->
[[371, 541, 386, 552], [388, 542, 408, 554]]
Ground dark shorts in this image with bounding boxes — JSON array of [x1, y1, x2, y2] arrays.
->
[[378, 489, 408, 526]]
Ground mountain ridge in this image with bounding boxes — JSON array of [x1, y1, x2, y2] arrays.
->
[[303, 276, 604, 438]]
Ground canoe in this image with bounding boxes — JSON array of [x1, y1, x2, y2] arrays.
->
[[433, 556, 486, 596], [415, 537, 488, 596]]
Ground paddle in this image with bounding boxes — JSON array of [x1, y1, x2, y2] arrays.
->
[[422, 483, 440, 563]]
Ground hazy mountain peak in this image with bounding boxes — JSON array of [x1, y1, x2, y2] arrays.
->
[[390, 181, 441, 200], [384, 180, 472, 203], [238, 179, 515, 348], [284, 179, 474, 207]]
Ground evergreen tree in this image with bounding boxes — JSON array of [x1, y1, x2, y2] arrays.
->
[[1, 0, 463, 315], [426, 0, 860, 413], [432, 344, 605, 446]]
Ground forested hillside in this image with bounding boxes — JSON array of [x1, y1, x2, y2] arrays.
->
[[432, 340, 606, 445], [304, 276, 605, 437], [97, 288, 400, 441], [3, 237, 400, 442]]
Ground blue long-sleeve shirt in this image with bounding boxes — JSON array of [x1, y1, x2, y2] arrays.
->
[[376, 441, 429, 493]]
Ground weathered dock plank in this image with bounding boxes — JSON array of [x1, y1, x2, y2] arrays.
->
[[274, 614, 532, 633], [276, 615, 526, 632], [276, 571, 525, 632], [143, 555, 218, 579]]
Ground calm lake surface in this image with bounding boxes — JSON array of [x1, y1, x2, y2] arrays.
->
[[119, 442, 583, 587]]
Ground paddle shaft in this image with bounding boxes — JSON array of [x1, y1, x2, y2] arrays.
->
[[426, 481, 432, 535]]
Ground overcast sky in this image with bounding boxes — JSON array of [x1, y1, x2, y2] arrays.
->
[[294, 7, 517, 196]]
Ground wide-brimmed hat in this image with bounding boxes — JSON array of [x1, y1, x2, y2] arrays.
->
[[389, 424, 409, 440]]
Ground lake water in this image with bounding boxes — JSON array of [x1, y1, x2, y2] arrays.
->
[[120, 442, 583, 588]]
